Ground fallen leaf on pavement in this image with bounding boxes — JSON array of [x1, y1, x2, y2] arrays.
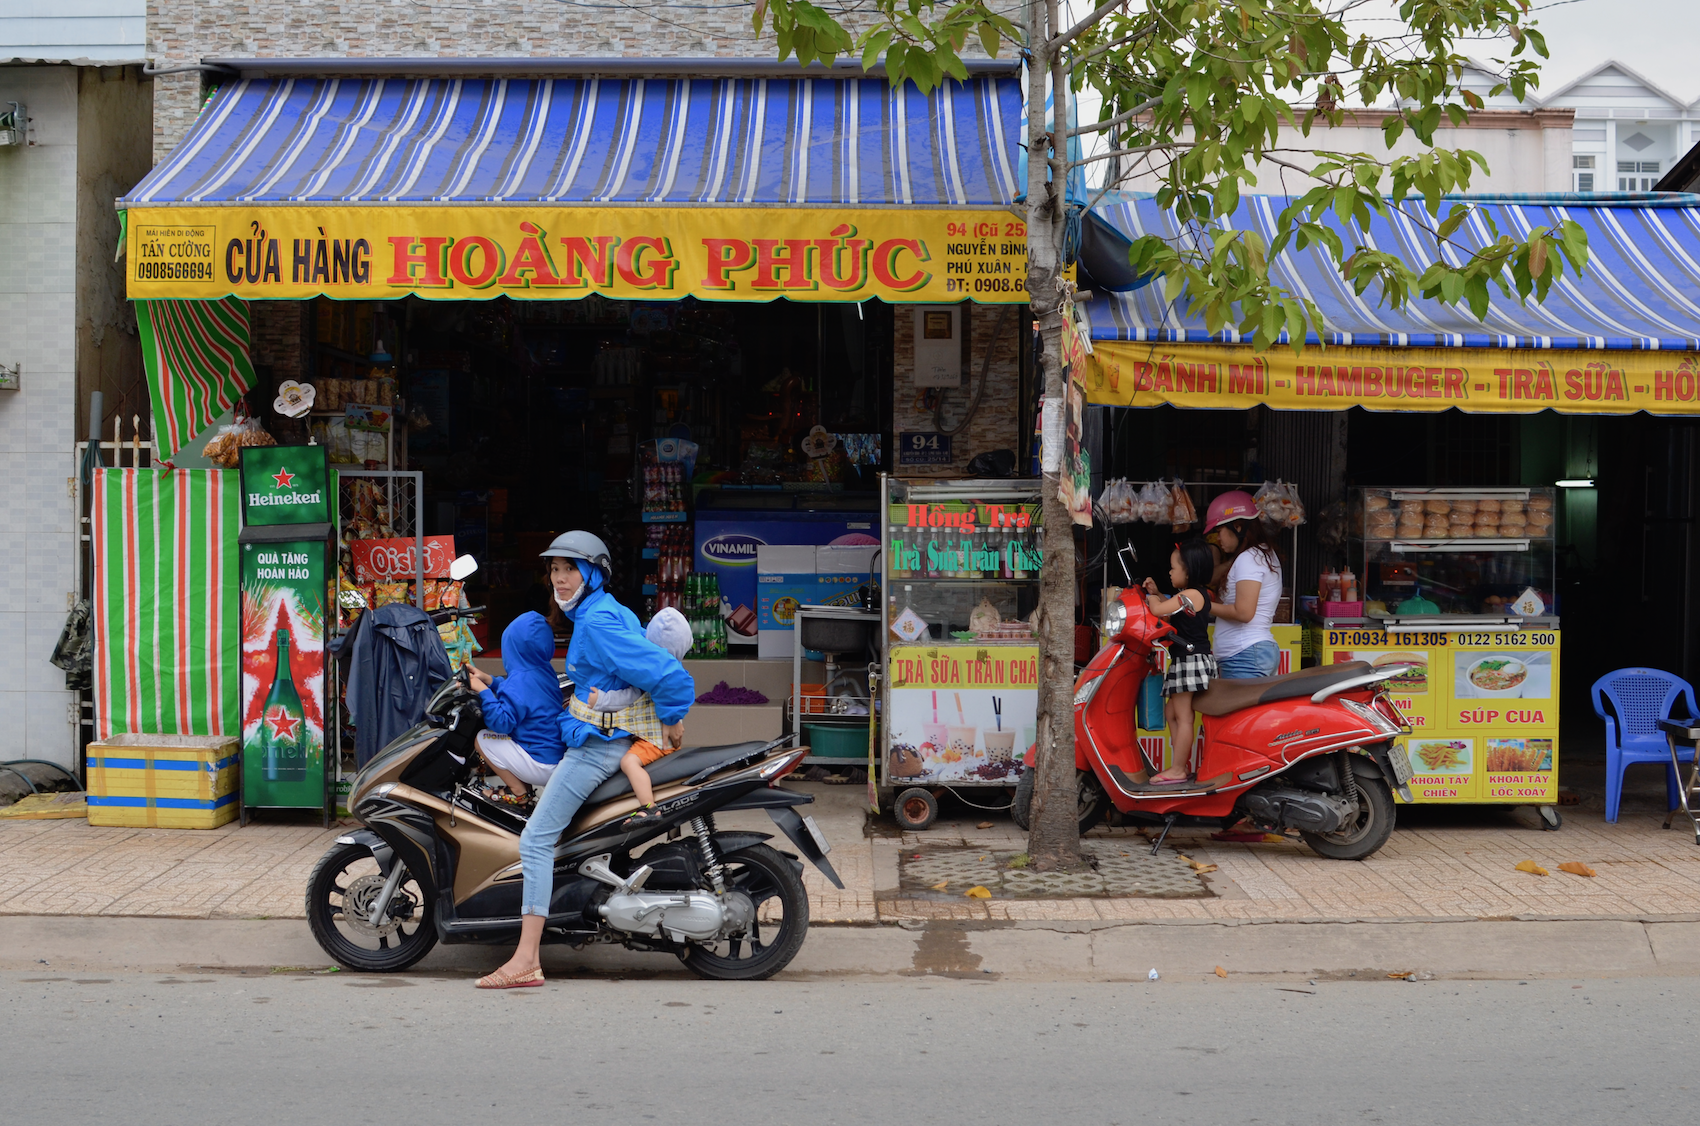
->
[[930, 881, 949, 890], [1386, 971, 1411, 979], [965, 885, 992, 899], [1192, 864, 1218, 874], [1558, 862, 1597, 877], [1214, 966, 1228, 978], [1006, 854, 1030, 869], [1515, 859, 1549, 876], [977, 821, 993, 829]]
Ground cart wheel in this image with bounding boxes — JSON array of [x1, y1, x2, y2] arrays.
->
[[894, 787, 939, 832], [1538, 805, 1562, 831]]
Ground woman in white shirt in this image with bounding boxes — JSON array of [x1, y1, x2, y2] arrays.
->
[[1203, 490, 1284, 679]]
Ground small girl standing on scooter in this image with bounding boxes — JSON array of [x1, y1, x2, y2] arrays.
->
[[1142, 537, 1218, 785]]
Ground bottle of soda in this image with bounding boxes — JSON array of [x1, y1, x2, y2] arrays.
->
[[259, 629, 308, 782]]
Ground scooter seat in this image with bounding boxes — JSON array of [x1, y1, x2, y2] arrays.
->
[[581, 740, 770, 805], [1193, 661, 1373, 717]]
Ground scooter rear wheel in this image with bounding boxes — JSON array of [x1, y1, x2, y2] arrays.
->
[[678, 844, 809, 981], [1301, 776, 1396, 861], [306, 841, 438, 972]]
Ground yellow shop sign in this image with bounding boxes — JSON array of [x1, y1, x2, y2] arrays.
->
[[124, 206, 1030, 304]]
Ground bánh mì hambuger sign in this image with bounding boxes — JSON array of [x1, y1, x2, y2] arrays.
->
[[1087, 341, 1700, 416], [123, 207, 1030, 304]]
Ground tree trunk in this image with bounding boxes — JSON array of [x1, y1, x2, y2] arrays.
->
[[1024, 0, 1084, 872]]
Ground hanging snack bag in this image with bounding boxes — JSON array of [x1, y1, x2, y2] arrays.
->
[[1135, 481, 1164, 523], [1100, 479, 1137, 524], [374, 581, 410, 608], [1170, 481, 1198, 530], [1151, 479, 1175, 525]]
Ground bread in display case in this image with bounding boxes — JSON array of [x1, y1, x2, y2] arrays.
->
[[1349, 488, 1557, 618]]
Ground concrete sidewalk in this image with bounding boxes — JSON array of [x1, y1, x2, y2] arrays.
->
[[5, 772, 1700, 932]]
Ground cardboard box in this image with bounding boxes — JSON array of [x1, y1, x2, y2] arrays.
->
[[87, 734, 240, 829], [695, 509, 878, 645]]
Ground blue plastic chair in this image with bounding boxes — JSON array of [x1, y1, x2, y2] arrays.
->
[[1591, 668, 1700, 823]]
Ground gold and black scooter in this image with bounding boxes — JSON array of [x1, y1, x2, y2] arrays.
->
[[307, 617, 839, 980]]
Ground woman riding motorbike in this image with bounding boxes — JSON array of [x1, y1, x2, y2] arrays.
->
[[476, 531, 696, 989]]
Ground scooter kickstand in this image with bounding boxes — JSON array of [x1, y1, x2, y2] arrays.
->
[[1150, 814, 1178, 856]]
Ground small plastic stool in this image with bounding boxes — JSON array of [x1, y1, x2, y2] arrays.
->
[[1659, 715, 1700, 843]]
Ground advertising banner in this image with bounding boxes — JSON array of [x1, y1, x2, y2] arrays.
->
[[1087, 341, 1700, 417], [350, 534, 456, 582], [886, 644, 1038, 783], [239, 445, 331, 526], [1317, 624, 1560, 803], [886, 499, 1042, 582], [239, 536, 328, 808], [125, 206, 1029, 305]]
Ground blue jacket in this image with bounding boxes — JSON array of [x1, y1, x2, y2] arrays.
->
[[478, 612, 566, 765], [557, 586, 694, 746]]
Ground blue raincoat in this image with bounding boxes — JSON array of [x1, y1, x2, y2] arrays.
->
[[555, 564, 694, 746], [477, 611, 566, 765]]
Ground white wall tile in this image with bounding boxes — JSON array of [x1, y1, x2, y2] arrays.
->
[[24, 687, 74, 766]]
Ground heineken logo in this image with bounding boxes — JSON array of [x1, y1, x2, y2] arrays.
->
[[271, 467, 296, 488], [248, 490, 323, 507], [265, 706, 300, 742]]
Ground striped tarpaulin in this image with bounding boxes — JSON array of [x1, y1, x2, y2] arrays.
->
[[121, 76, 1023, 208], [1080, 193, 1700, 351], [135, 297, 256, 460], [91, 469, 240, 741]]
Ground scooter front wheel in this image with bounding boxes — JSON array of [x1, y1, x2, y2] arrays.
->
[[1011, 768, 1108, 835], [306, 841, 439, 972], [1301, 776, 1396, 861]]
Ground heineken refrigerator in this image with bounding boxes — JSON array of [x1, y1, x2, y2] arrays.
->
[[237, 445, 335, 825]]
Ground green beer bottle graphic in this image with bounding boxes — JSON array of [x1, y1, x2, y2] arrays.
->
[[260, 629, 307, 782]]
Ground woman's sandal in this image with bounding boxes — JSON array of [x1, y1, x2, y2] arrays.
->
[[475, 966, 544, 990], [619, 803, 662, 829]]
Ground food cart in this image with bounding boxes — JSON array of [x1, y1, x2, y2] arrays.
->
[[1308, 486, 1562, 825], [878, 476, 1044, 831]]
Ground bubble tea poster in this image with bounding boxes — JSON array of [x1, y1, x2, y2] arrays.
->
[[886, 645, 1039, 783]]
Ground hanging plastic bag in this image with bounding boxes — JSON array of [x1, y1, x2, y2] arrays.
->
[[1150, 479, 1175, 525], [1135, 481, 1163, 523], [1170, 481, 1198, 531], [201, 408, 278, 468], [1100, 479, 1136, 524], [1254, 479, 1306, 527]]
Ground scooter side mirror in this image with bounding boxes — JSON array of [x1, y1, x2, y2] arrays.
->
[[449, 554, 479, 581]]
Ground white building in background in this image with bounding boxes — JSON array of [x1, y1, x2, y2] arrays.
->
[[0, 3, 151, 769], [1541, 62, 1700, 192]]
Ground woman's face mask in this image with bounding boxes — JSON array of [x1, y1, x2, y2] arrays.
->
[[552, 559, 586, 610]]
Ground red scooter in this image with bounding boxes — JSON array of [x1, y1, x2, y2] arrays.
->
[[1021, 589, 1415, 860]]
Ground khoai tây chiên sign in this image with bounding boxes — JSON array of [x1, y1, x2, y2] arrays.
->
[[125, 208, 1030, 305], [1086, 342, 1700, 416]]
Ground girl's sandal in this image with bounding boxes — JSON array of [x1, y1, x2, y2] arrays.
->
[[475, 967, 544, 990], [619, 803, 662, 829]]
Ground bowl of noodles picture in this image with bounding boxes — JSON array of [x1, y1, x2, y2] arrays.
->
[[1464, 655, 1529, 698]]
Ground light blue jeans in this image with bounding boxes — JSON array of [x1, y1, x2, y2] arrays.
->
[[519, 736, 631, 917], [1216, 640, 1279, 680]]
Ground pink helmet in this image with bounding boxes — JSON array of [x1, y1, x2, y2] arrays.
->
[[1204, 489, 1258, 533]]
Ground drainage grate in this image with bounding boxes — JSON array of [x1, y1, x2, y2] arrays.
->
[[899, 846, 1209, 899]]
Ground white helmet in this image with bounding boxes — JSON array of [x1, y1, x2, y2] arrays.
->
[[539, 530, 612, 576]]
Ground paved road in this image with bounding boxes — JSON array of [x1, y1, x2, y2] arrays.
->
[[3, 970, 1691, 1125]]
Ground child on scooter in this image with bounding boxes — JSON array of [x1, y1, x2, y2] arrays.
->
[[466, 611, 567, 806], [584, 607, 693, 826], [1142, 537, 1218, 785]]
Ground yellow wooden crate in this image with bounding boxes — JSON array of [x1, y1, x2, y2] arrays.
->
[[86, 734, 240, 829]]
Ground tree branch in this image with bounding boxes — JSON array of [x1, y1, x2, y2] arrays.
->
[[1075, 21, 1157, 63], [1069, 142, 1191, 168], [1046, 0, 1122, 54], [1065, 95, 1162, 138]]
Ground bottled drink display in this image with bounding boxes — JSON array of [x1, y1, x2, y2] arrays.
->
[[259, 629, 308, 782]]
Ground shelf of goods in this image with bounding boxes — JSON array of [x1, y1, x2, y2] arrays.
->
[[879, 476, 1045, 797], [1313, 486, 1561, 807]]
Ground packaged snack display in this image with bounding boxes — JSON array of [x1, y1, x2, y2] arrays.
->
[[1099, 479, 1137, 524], [1253, 479, 1306, 526], [201, 410, 277, 468]]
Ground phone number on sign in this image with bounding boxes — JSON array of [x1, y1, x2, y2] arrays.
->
[[1456, 632, 1557, 647], [1327, 631, 1451, 648]]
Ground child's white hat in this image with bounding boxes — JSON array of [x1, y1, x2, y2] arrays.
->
[[646, 606, 692, 660]]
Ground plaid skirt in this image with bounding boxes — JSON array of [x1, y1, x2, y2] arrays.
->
[[1163, 651, 1217, 695]]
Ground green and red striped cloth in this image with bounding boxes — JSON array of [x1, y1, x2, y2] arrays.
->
[[91, 468, 240, 740], [135, 297, 256, 461]]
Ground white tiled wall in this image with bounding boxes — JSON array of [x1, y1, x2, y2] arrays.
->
[[0, 66, 78, 767]]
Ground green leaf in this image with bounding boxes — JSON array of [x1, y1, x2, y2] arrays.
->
[[1436, 204, 1468, 239], [978, 21, 1001, 59], [862, 29, 893, 71], [1528, 236, 1548, 279]]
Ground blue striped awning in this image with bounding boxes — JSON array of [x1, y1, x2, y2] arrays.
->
[[122, 75, 1023, 208], [1080, 193, 1700, 351]]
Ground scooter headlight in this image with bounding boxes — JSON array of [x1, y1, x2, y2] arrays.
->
[[1101, 597, 1128, 641]]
